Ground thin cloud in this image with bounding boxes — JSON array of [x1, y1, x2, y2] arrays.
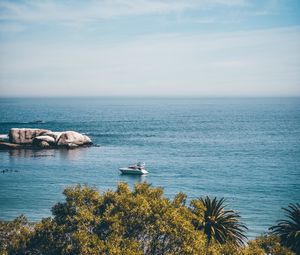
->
[[0, 0, 249, 23], [0, 0, 284, 33], [0, 0, 299, 97], [1, 26, 299, 97], [0, 23, 26, 32]]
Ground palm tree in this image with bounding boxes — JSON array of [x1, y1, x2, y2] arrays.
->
[[192, 197, 247, 247], [270, 203, 300, 254]]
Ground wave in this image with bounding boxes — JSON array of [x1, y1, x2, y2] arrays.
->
[[0, 121, 47, 125], [86, 133, 127, 138], [86, 132, 156, 138]]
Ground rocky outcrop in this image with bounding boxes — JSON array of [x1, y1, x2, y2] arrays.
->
[[32, 135, 56, 145], [9, 128, 51, 144], [2, 128, 93, 149], [57, 131, 92, 146], [36, 140, 51, 148]]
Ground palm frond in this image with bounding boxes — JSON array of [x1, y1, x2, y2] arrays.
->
[[195, 196, 247, 247], [270, 203, 300, 254]]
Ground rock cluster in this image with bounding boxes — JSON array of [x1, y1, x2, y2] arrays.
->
[[0, 128, 93, 149], [9, 128, 51, 144]]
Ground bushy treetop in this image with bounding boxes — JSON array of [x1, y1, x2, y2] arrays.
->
[[0, 183, 295, 255]]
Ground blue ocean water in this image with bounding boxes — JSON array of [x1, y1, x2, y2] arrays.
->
[[0, 97, 299, 238]]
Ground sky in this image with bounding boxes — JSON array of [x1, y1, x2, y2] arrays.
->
[[0, 0, 300, 97]]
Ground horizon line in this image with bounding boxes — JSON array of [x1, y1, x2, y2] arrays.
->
[[1, 96, 300, 99]]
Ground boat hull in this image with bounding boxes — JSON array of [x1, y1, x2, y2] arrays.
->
[[119, 168, 148, 175]]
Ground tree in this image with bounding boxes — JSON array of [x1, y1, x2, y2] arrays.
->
[[1, 183, 295, 255], [270, 203, 300, 254], [5, 183, 206, 255], [191, 196, 247, 247], [0, 215, 31, 255], [242, 235, 295, 255]]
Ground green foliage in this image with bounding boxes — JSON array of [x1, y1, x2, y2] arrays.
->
[[0, 215, 31, 255], [2, 183, 206, 254], [0, 183, 295, 255], [243, 235, 295, 255], [191, 196, 247, 247], [202, 235, 295, 255], [270, 203, 300, 254]]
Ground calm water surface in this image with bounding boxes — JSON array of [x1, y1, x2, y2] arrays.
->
[[0, 97, 299, 238]]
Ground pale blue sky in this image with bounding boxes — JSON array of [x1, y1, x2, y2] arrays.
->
[[0, 0, 300, 97]]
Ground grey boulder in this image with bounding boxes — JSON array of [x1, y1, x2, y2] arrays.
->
[[57, 131, 92, 147], [9, 128, 51, 144], [4, 128, 93, 149], [36, 140, 50, 148], [32, 135, 56, 148]]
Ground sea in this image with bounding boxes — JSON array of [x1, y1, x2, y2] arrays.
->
[[0, 97, 299, 239]]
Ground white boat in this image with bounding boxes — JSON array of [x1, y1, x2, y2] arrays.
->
[[119, 162, 149, 175]]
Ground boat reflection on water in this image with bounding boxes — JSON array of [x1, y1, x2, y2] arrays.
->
[[119, 173, 147, 183]]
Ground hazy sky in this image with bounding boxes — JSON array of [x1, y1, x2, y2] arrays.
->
[[0, 0, 300, 97]]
